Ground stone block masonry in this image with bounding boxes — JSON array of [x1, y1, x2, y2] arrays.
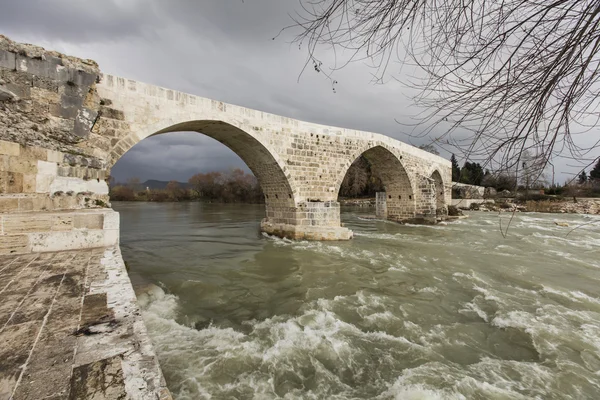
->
[[0, 247, 171, 399], [376, 192, 387, 219]]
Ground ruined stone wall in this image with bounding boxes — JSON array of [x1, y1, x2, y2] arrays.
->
[[452, 181, 485, 199], [0, 36, 120, 253], [0, 35, 110, 212], [0, 36, 102, 157]]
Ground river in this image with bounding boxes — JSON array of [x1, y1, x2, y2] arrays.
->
[[113, 202, 600, 399]]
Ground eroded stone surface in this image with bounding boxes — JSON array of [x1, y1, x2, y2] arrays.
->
[[0, 247, 171, 400]]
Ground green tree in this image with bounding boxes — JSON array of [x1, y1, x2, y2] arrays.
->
[[339, 156, 383, 198], [578, 171, 588, 184], [460, 162, 484, 186], [481, 172, 517, 192], [591, 159, 600, 181], [450, 154, 460, 182]]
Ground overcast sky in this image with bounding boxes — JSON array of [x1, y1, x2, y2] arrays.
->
[[1, 0, 597, 184]]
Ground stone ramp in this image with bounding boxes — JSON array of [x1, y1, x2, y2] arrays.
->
[[0, 247, 171, 400]]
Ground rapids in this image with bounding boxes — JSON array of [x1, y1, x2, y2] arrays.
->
[[114, 202, 600, 399]]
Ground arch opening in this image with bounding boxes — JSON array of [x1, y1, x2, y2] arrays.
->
[[430, 170, 446, 217], [110, 120, 296, 225], [153, 121, 295, 209], [338, 146, 415, 222]]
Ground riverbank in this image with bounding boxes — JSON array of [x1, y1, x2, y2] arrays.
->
[[468, 197, 600, 215], [340, 197, 600, 215], [109, 198, 265, 205], [339, 198, 376, 207]]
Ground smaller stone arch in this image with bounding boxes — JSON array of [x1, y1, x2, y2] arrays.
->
[[430, 169, 447, 217], [336, 145, 416, 222]]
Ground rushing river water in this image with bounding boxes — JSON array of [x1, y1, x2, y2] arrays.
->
[[114, 202, 600, 399]]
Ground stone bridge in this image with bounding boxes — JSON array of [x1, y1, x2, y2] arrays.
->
[[0, 35, 450, 399], [0, 34, 450, 246], [97, 75, 450, 240]]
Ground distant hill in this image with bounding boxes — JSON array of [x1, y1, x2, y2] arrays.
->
[[142, 180, 192, 190]]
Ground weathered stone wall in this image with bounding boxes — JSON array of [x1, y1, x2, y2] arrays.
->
[[0, 36, 110, 218], [375, 192, 387, 218], [0, 35, 101, 157], [452, 182, 485, 199], [0, 209, 118, 255], [0, 34, 451, 244]]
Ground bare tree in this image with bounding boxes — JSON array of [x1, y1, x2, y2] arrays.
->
[[519, 150, 548, 190], [166, 180, 181, 200], [126, 177, 142, 192], [289, 0, 600, 181]]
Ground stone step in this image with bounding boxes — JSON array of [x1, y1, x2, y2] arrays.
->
[[0, 209, 119, 255]]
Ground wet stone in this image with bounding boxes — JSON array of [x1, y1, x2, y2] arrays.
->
[[0, 248, 170, 399], [0, 321, 41, 399], [69, 356, 127, 400]]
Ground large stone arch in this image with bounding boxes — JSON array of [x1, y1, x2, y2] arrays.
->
[[336, 144, 416, 221], [108, 119, 297, 223]]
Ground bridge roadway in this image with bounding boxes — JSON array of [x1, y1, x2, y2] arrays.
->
[[0, 247, 171, 400]]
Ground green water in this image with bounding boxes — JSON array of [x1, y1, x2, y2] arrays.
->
[[114, 202, 600, 399]]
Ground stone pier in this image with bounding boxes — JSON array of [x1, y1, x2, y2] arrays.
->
[[375, 192, 387, 219]]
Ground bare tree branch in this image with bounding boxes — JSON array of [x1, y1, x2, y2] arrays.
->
[[288, 0, 600, 180]]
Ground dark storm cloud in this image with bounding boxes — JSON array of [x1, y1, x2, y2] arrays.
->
[[1, 0, 596, 182], [112, 133, 248, 183]]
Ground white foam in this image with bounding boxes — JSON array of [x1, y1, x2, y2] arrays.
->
[[459, 301, 489, 322], [364, 310, 400, 325], [418, 287, 439, 294], [379, 383, 463, 400], [452, 272, 489, 285], [542, 286, 600, 306], [472, 286, 503, 303], [388, 265, 409, 272], [491, 311, 534, 330]]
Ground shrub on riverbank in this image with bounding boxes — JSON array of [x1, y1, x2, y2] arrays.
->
[[110, 169, 266, 204], [447, 205, 461, 216], [523, 200, 563, 213], [110, 185, 135, 201]]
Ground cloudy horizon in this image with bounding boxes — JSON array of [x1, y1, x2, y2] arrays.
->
[[1, 0, 597, 185]]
